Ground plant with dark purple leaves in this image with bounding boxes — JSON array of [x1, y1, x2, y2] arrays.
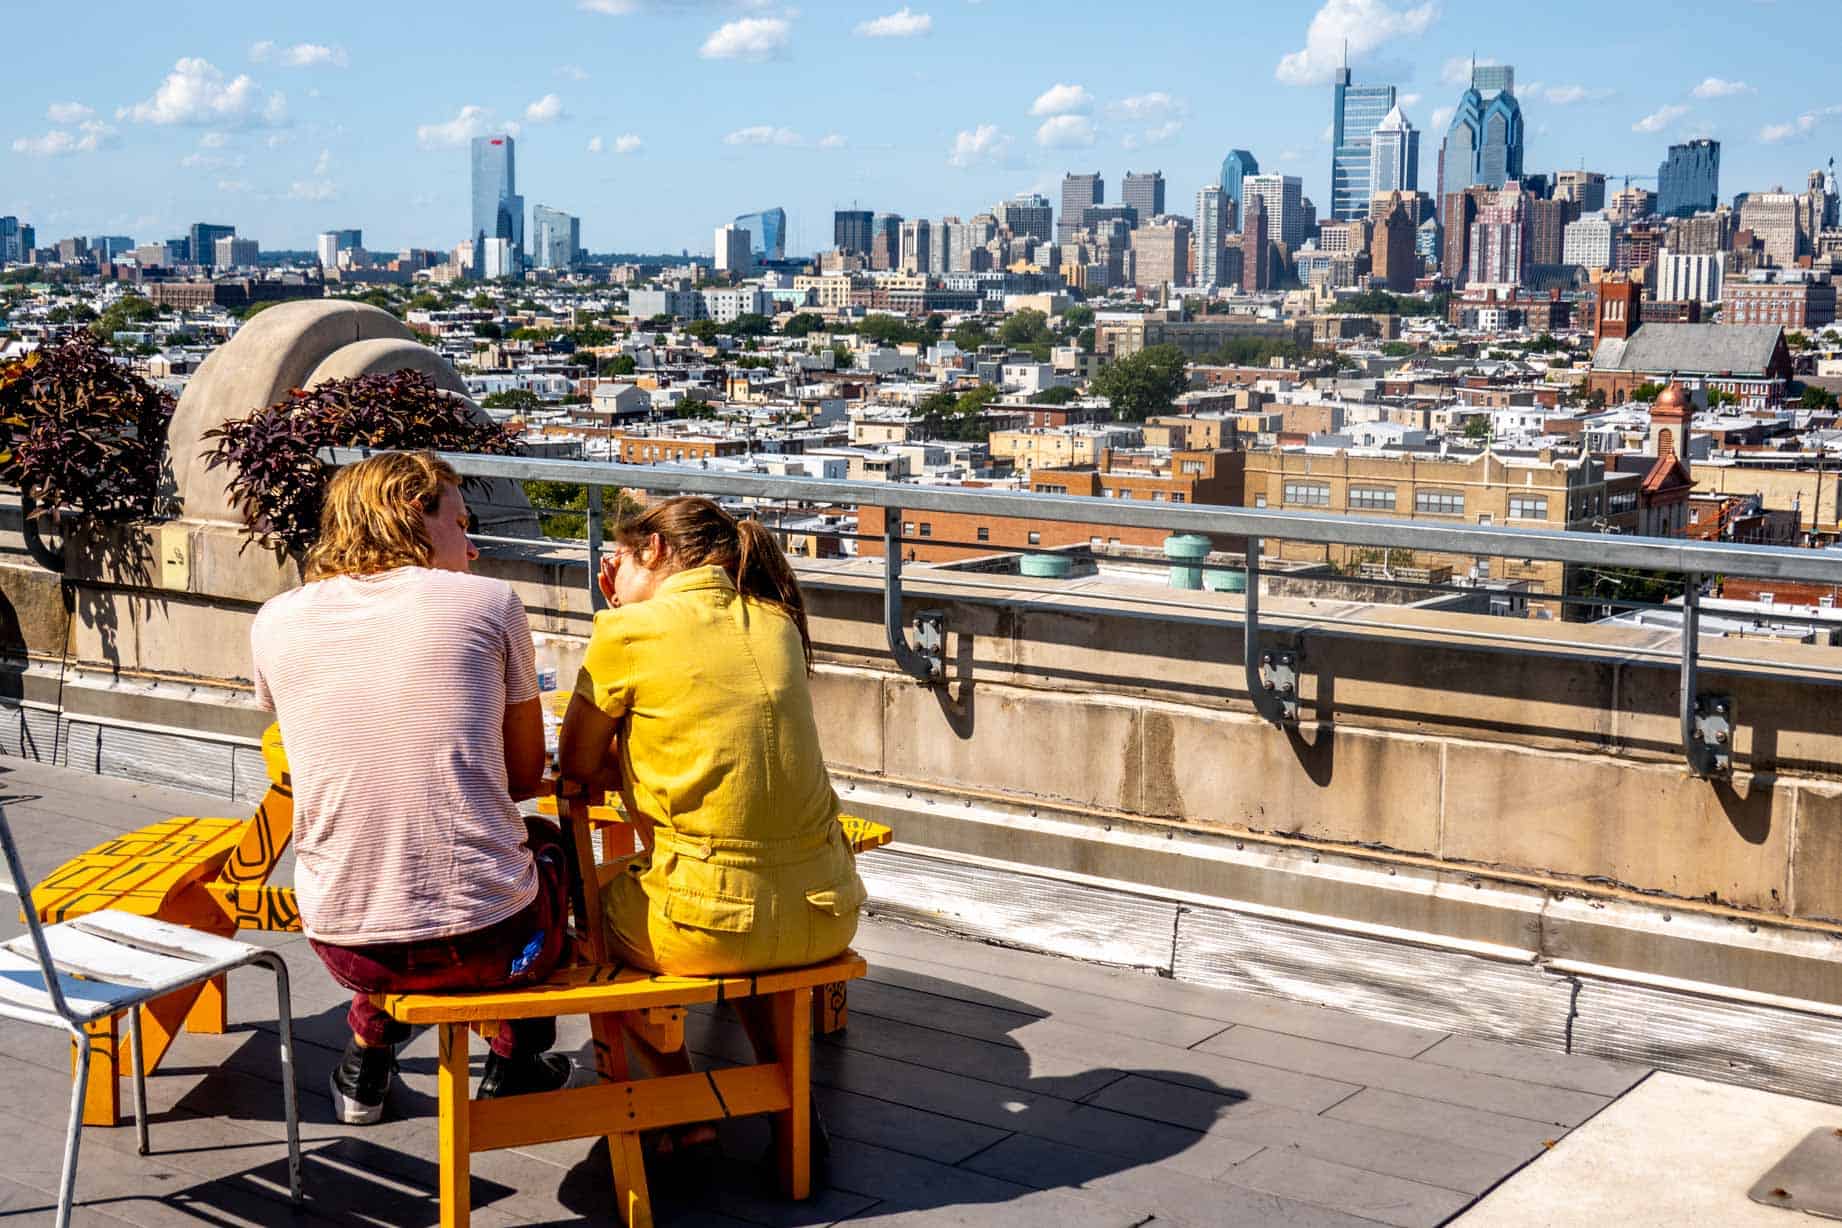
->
[[0, 333, 175, 523], [203, 369, 521, 555]]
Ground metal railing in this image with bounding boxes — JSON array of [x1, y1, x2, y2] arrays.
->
[[326, 448, 1842, 779]]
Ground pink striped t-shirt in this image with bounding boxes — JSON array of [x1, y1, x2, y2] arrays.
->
[[250, 567, 540, 945]]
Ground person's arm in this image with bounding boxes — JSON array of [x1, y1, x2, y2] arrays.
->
[[504, 696, 546, 801], [557, 692, 621, 800]]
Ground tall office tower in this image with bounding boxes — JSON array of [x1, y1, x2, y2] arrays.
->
[[1368, 105, 1419, 196], [1416, 215, 1441, 261], [1369, 190, 1432, 225], [938, 217, 967, 272], [1194, 186, 1234, 287], [734, 208, 787, 261], [1441, 186, 1486, 281], [899, 218, 931, 274], [1122, 171, 1167, 221], [1666, 209, 1733, 255], [214, 237, 260, 268], [967, 212, 999, 247], [315, 230, 363, 266], [481, 237, 517, 280], [1437, 64, 1522, 212], [1242, 174, 1306, 249], [91, 236, 133, 261], [1330, 65, 1397, 221], [1370, 193, 1418, 291], [470, 135, 523, 278], [0, 217, 20, 264], [1658, 140, 1720, 218], [870, 213, 902, 269], [996, 193, 1052, 243], [1554, 171, 1607, 213], [714, 224, 753, 274], [833, 210, 874, 255], [1656, 249, 1724, 305], [1241, 194, 1271, 293], [1219, 150, 1259, 230], [1467, 184, 1530, 289], [1527, 197, 1570, 266], [1058, 172, 1103, 242], [1741, 191, 1800, 267], [927, 219, 949, 275], [1562, 212, 1614, 269], [188, 223, 234, 266], [532, 205, 581, 269], [1608, 186, 1656, 224], [1129, 216, 1190, 288]]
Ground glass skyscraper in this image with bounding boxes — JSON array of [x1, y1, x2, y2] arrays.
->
[[1058, 173, 1103, 242], [1122, 172, 1166, 221], [470, 135, 523, 278], [1331, 68, 1397, 221], [833, 210, 873, 255], [1369, 106, 1419, 196], [1658, 139, 1720, 218], [1219, 150, 1259, 231], [531, 205, 580, 269], [1437, 65, 1523, 210], [734, 208, 787, 261]]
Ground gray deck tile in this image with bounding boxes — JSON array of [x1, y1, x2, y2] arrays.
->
[[1088, 1075, 1530, 1195], [1413, 1034, 1650, 1097], [826, 1137, 1145, 1227], [813, 1086, 1014, 1165], [1194, 1026, 1611, 1126], [1220, 1147, 1474, 1228], [1324, 1088, 1566, 1159]]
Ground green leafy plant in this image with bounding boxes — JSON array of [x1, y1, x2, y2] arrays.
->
[[202, 369, 521, 555], [0, 332, 174, 524]]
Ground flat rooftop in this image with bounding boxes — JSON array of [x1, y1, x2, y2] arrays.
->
[[0, 756, 1833, 1227]]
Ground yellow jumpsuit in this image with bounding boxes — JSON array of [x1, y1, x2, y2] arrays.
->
[[577, 565, 865, 975]]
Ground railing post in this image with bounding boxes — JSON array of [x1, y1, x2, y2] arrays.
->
[[1681, 571, 1733, 778], [1243, 538, 1297, 725], [883, 509, 944, 683], [586, 486, 605, 612]]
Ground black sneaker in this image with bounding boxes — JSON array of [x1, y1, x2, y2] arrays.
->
[[478, 1051, 573, 1099], [330, 1038, 398, 1125]]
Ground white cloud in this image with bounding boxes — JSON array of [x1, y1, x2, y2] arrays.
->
[[1442, 55, 1497, 87], [724, 124, 800, 145], [1759, 105, 1842, 143], [313, 147, 331, 176], [1430, 105, 1454, 131], [1633, 104, 1689, 133], [1760, 122, 1796, 143], [11, 121, 118, 156], [199, 130, 229, 148], [557, 64, 590, 81], [578, 0, 638, 11], [1111, 91, 1183, 121], [948, 123, 1009, 167], [1036, 114, 1095, 148], [854, 7, 931, 37], [250, 40, 345, 68], [1276, 0, 1439, 87], [1121, 120, 1182, 150], [1542, 85, 1612, 105], [248, 40, 274, 62], [216, 178, 252, 193], [118, 58, 283, 127], [46, 101, 93, 123], [289, 179, 337, 202], [587, 135, 604, 153], [523, 93, 566, 124], [416, 104, 495, 149], [615, 133, 643, 153], [818, 132, 847, 149], [1401, 92, 1421, 108], [700, 17, 790, 61], [1030, 83, 1091, 117], [1693, 77, 1753, 99]]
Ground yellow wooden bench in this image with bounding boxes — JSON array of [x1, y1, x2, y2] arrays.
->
[[382, 951, 866, 1228]]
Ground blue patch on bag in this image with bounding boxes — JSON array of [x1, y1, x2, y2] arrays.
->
[[511, 931, 544, 977]]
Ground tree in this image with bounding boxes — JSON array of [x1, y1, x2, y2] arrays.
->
[[1463, 416, 1492, 442], [570, 325, 615, 348], [1787, 331, 1811, 351], [643, 313, 676, 329], [728, 313, 774, 338], [1033, 385, 1078, 405], [782, 312, 825, 338], [481, 389, 540, 412], [1706, 387, 1740, 409], [998, 309, 1053, 348], [600, 354, 637, 377], [1062, 304, 1095, 329], [676, 397, 717, 419], [1800, 385, 1839, 410], [831, 344, 855, 370], [1629, 381, 1666, 403], [471, 292, 495, 310], [1090, 344, 1188, 421], [473, 321, 502, 339], [686, 319, 720, 344], [1381, 341, 1416, 358], [950, 321, 992, 352]]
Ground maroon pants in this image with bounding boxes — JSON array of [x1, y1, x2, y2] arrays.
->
[[309, 816, 569, 1059]]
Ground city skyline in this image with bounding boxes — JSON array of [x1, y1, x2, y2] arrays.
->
[[7, 0, 1841, 255]]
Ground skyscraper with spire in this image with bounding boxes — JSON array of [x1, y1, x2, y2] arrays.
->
[[1330, 47, 1398, 222], [1436, 61, 1523, 216]]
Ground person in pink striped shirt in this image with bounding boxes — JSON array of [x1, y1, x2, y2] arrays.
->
[[250, 451, 572, 1124]]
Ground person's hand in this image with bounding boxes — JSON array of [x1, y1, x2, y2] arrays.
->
[[597, 554, 618, 603]]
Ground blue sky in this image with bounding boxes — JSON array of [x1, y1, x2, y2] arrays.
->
[[6, 0, 1838, 256]]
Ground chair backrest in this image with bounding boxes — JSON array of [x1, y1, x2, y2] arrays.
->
[[0, 800, 78, 1022]]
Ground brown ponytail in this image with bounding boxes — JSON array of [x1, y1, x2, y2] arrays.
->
[[614, 497, 814, 668]]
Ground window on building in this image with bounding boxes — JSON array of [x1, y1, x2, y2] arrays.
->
[[1038, 483, 1068, 495], [1254, 494, 1268, 508], [1028, 531, 1041, 545], [1283, 481, 1331, 507], [1415, 490, 1464, 515], [919, 523, 932, 537], [1150, 491, 1166, 502], [1508, 496, 1548, 520], [902, 521, 915, 535], [1348, 486, 1397, 511], [1089, 536, 1102, 547], [1170, 492, 1186, 503], [1108, 536, 1121, 545], [1103, 488, 1121, 498], [977, 526, 990, 542], [1609, 490, 1637, 514], [1180, 460, 1206, 475]]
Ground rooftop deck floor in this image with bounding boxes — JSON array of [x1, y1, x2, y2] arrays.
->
[[0, 757, 1676, 1226]]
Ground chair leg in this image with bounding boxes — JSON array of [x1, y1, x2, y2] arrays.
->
[[257, 954, 304, 1206], [57, 1031, 90, 1228], [126, 1007, 149, 1156], [437, 1024, 471, 1228], [769, 987, 814, 1201]]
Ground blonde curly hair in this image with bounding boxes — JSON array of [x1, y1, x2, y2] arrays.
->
[[303, 451, 460, 581]]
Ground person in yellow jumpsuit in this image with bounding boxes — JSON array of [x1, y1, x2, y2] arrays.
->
[[558, 496, 865, 1157]]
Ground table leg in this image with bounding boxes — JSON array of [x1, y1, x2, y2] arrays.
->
[[185, 974, 227, 1034], [438, 1024, 471, 1228], [610, 1129, 653, 1228], [75, 1015, 120, 1127], [771, 986, 814, 1200], [813, 981, 849, 1034]]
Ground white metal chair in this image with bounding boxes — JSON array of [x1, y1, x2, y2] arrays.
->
[[0, 800, 303, 1227]]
